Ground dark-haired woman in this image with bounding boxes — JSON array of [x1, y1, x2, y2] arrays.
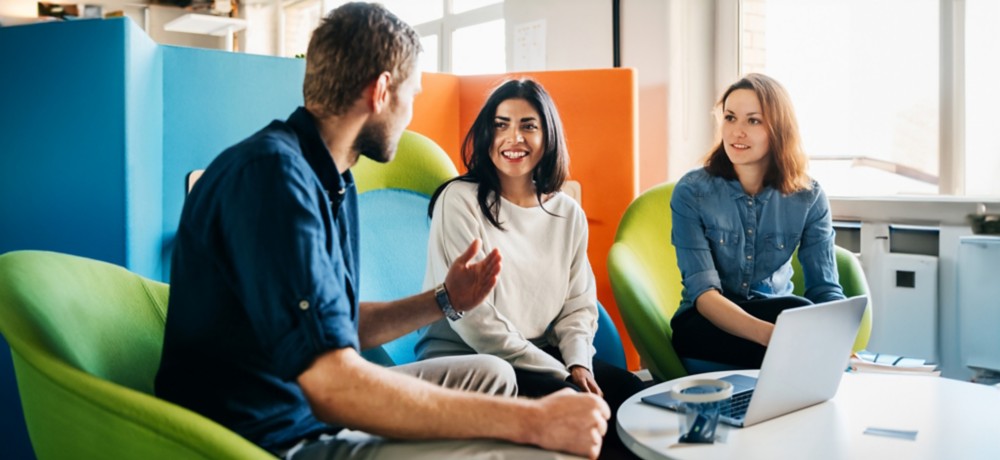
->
[[416, 78, 643, 457]]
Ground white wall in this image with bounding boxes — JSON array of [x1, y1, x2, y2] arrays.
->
[[503, 0, 613, 71], [663, 0, 728, 183], [621, 0, 669, 189], [0, 0, 37, 17]]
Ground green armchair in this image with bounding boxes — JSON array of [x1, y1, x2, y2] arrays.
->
[[607, 182, 873, 382], [0, 250, 273, 459]]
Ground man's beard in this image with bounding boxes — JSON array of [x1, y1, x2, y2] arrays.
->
[[354, 119, 396, 164]]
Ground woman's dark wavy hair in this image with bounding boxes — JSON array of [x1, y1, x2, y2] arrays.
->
[[428, 78, 569, 230]]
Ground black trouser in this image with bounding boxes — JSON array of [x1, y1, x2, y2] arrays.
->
[[671, 295, 814, 369], [514, 346, 647, 460]]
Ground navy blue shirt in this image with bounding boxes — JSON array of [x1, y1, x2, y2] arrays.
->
[[670, 168, 845, 318], [155, 107, 360, 452]]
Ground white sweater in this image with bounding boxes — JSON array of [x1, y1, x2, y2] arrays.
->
[[416, 180, 598, 380]]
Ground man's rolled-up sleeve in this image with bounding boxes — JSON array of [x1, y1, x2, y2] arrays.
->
[[223, 155, 359, 381]]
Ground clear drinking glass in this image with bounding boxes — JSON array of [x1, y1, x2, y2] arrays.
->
[[670, 379, 733, 444]]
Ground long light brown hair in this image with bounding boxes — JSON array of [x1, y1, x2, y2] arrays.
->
[[703, 73, 811, 194]]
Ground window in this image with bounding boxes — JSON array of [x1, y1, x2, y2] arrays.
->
[[964, 0, 1000, 197], [418, 34, 440, 74], [377, 0, 444, 26], [738, 0, 998, 197], [279, 1, 505, 74], [281, 0, 323, 58], [380, 0, 505, 74], [452, 0, 502, 14], [451, 19, 506, 75]]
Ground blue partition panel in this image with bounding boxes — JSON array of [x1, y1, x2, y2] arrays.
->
[[125, 21, 165, 281], [0, 19, 129, 267], [0, 18, 306, 457], [1, 19, 144, 459], [160, 46, 304, 279]]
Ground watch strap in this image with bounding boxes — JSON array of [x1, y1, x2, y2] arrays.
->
[[434, 283, 463, 321]]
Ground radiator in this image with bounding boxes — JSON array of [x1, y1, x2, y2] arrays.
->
[[958, 236, 1000, 378], [866, 251, 939, 361]]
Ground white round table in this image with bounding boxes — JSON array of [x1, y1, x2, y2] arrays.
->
[[617, 371, 1000, 460]]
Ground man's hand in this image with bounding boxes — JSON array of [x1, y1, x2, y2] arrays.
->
[[569, 366, 603, 397], [444, 239, 502, 312], [528, 389, 610, 460]]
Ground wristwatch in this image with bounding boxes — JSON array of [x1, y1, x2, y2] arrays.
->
[[434, 283, 464, 321]]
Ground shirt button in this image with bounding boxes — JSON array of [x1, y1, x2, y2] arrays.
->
[[779, 244, 785, 249], [746, 255, 753, 260], [748, 200, 753, 206], [747, 229, 753, 234], [742, 282, 748, 288], [299, 300, 310, 310]]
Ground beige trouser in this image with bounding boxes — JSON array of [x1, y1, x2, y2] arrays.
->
[[287, 431, 582, 459], [390, 354, 518, 397], [287, 355, 581, 459]]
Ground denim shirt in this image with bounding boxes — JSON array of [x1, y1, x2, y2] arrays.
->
[[670, 168, 845, 318]]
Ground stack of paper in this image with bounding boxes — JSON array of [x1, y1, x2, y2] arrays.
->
[[848, 351, 940, 376]]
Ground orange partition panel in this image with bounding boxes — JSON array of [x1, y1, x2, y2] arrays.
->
[[459, 70, 640, 370], [411, 72, 462, 162]]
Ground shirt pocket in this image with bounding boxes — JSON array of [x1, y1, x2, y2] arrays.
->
[[706, 228, 740, 266], [762, 232, 797, 270]]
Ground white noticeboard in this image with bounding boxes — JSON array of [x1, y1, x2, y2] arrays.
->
[[513, 20, 546, 71]]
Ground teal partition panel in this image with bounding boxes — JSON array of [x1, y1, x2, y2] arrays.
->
[[160, 47, 304, 279], [0, 18, 162, 279], [0, 19, 129, 266]]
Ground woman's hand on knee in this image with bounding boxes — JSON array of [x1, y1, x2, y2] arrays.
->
[[569, 365, 603, 397]]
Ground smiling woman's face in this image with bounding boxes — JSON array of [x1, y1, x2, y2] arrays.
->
[[721, 88, 771, 171], [489, 98, 546, 186]]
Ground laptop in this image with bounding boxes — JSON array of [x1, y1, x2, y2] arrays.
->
[[642, 295, 867, 427]]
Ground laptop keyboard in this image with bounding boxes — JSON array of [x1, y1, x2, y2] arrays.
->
[[725, 390, 754, 419]]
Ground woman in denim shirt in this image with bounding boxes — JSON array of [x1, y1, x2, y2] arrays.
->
[[670, 74, 845, 368]]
